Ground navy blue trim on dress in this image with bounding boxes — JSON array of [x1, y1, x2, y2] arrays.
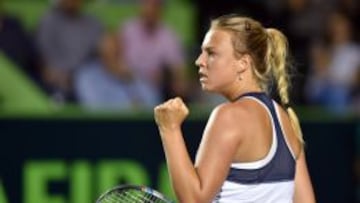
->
[[226, 92, 296, 184]]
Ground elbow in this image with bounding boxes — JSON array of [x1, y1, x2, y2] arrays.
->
[[177, 196, 203, 203], [175, 191, 198, 203], [173, 178, 213, 202], [176, 191, 210, 203]]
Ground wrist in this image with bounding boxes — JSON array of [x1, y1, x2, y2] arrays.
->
[[158, 125, 182, 136]]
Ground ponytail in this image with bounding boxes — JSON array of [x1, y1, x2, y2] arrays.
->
[[266, 28, 304, 144]]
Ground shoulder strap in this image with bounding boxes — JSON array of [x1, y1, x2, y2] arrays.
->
[[236, 92, 284, 148]]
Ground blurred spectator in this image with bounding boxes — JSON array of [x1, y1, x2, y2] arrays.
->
[[37, 0, 103, 104], [305, 41, 330, 105], [275, 0, 332, 104], [337, 0, 360, 42], [281, 0, 333, 41], [119, 0, 188, 105], [305, 11, 360, 113], [0, 1, 40, 82], [75, 32, 157, 110]]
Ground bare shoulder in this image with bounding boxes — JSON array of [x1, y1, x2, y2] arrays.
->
[[196, 101, 255, 164], [215, 98, 267, 118], [211, 101, 252, 123], [208, 100, 257, 135]]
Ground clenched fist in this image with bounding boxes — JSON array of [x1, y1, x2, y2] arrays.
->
[[154, 97, 189, 133]]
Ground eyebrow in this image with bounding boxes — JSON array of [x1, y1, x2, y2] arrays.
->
[[201, 46, 215, 51]]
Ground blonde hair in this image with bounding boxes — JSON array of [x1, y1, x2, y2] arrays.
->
[[211, 14, 304, 144]]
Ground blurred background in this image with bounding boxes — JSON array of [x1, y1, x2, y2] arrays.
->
[[0, 0, 359, 202]]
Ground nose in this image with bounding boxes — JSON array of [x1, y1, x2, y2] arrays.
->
[[195, 52, 204, 68]]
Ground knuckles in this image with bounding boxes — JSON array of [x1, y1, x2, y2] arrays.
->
[[154, 97, 189, 116]]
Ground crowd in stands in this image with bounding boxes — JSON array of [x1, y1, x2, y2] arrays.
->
[[1, 0, 359, 114]]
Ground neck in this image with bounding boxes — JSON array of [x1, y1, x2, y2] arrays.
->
[[222, 81, 262, 102]]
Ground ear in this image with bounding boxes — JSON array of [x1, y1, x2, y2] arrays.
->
[[235, 54, 251, 74]]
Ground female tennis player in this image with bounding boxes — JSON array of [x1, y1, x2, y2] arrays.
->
[[154, 14, 315, 203]]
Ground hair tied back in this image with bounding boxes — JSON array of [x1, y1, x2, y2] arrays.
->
[[245, 20, 251, 31]]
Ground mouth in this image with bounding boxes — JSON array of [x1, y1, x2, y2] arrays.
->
[[198, 72, 207, 78], [199, 73, 208, 82]]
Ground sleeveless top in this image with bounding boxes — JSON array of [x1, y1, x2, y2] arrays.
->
[[212, 92, 296, 203]]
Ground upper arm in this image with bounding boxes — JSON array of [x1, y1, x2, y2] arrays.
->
[[194, 104, 245, 202], [293, 149, 316, 203]]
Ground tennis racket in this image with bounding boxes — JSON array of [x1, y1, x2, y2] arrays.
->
[[96, 184, 174, 203]]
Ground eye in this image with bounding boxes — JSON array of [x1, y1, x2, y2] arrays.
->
[[207, 50, 215, 56]]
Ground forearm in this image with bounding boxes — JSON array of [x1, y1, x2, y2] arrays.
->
[[159, 128, 201, 203]]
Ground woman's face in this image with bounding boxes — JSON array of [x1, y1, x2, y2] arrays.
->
[[195, 29, 241, 93]]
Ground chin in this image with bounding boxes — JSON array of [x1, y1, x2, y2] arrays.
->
[[201, 84, 216, 93]]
